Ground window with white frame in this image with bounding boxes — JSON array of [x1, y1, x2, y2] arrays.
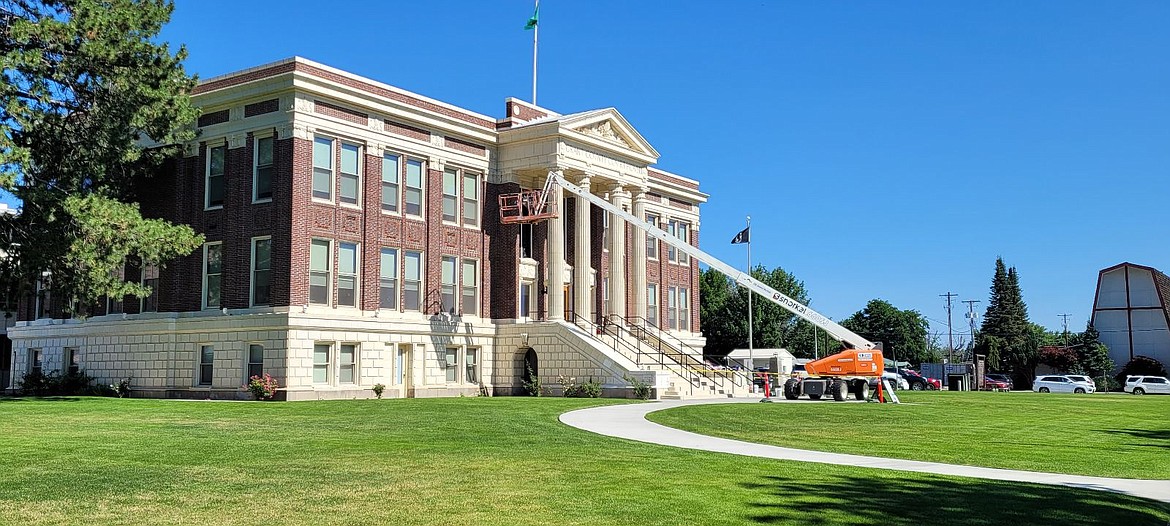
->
[[251, 237, 271, 306], [442, 168, 458, 223], [381, 153, 400, 212], [380, 248, 398, 310], [309, 239, 331, 305], [29, 348, 42, 375], [339, 343, 357, 384], [603, 212, 611, 252], [107, 266, 124, 315], [337, 242, 358, 307], [404, 159, 424, 217], [403, 251, 422, 311], [339, 143, 361, 206], [667, 219, 689, 265], [667, 287, 677, 330], [206, 144, 225, 209], [465, 347, 479, 384], [646, 213, 659, 259], [198, 345, 214, 386], [461, 259, 477, 316], [444, 347, 458, 383], [440, 256, 456, 314], [66, 347, 79, 375], [519, 280, 532, 319], [312, 136, 333, 201], [677, 287, 690, 331], [247, 344, 263, 379], [313, 343, 330, 384], [253, 135, 273, 202], [647, 283, 659, 328], [141, 264, 159, 312], [462, 171, 479, 227], [203, 242, 223, 309]]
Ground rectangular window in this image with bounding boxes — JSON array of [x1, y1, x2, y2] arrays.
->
[[603, 212, 611, 252], [313, 343, 330, 384], [337, 242, 358, 307], [141, 264, 159, 312], [461, 259, 478, 316], [668, 220, 689, 264], [203, 242, 223, 309], [309, 239, 331, 305], [520, 223, 533, 259], [602, 277, 610, 318], [206, 144, 225, 208], [404, 159, 423, 217], [339, 143, 360, 205], [66, 347, 79, 375], [251, 237, 272, 306], [667, 287, 678, 330], [442, 168, 458, 223], [379, 248, 398, 310], [254, 135, 273, 202], [465, 348, 479, 384], [444, 347, 458, 383], [107, 266, 125, 315], [381, 154, 400, 212], [647, 284, 659, 328], [646, 214, 659, 260], [403, 251, 422, 311], [247, 344, 263, 379], [30, 349, 42, 375], [462, 172, 479, 227], [519, 281, 532, 319], [678, 287, 690, 331], [339, 344, 357, 384], [440, 256, 456, 314], [198, 345, 214, 386], [312, 136, 333, 200]]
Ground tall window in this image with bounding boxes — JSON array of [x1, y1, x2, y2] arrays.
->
[[677, 287, 690, 331], [519, 281, 532, 319], [667, 287, 677, 330], [381, 153, 400, 212], [645, 213, 659, 259], [339, 143, 360, 205], [107, 266, 125, 315], [206, 144, 225, 208], [602, 277, 610, 318], [668, 220, 689, 264], [66, 348, 79, 375], [253, 135, 273, 202], [461, 259, 478, 316], [403, 251, 422, 311], [29, 349, 42, 375], [203, 242, 223, 309], [404, 159, 423, 217], [440, 256, 456, 313], [465, 348, 479, 384], [647, 284, 659, 328], [141, 264, 159, 312], [313, 343, 330, 384], [247, 344, 263, 379], [309, 239, 331, 305], [520, 223, 534, 259], [198, 345, 214, 386], [312, 136, 333, 201], [462, 171, 479, 227], [251, 237, 271, 306], [337, 242, 358, 307], [444, 347, 458, 383], [442, 168, 458, 223], [379, 248, 398, 310], [339, 344, 357, 384]]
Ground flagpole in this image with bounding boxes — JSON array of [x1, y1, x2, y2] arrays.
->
[[531, 0, 539, 105], [746, 215, 753, 382]]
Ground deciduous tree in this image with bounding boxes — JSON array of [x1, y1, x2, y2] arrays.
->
[[840, 299, 931, 366]]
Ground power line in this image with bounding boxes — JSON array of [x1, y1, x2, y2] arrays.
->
[[940, 292, 958, 363]]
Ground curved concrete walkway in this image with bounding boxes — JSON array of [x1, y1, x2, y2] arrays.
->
[[560, 398, 1170, 503]]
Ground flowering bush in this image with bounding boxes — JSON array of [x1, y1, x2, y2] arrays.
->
[[245, 373, 279, 401]]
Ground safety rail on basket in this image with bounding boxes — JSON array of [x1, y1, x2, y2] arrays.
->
[[498, 176, 560, 224]]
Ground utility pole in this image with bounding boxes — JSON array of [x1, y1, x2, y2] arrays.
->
[[1059, 313, 1071, 346], [941, 292, 958, 363], [962, 299, 980, 361]]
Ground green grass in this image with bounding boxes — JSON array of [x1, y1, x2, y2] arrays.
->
[[648, 391, 1170, 479], [0, 396, 1166, 526]]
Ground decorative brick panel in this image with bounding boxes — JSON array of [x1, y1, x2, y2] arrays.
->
[[649, 168, 700, 190], [444, 136, 486, 157], [193, 62, 296, 95], [314, 100, 369, 126], [197, 109, 230, 127], [244, 98, 280, 117], [385, 120, 430, 142]]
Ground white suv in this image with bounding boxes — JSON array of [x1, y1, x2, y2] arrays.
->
[[1124, 376, 1170, 395], [1033, 375, 1095, 394]]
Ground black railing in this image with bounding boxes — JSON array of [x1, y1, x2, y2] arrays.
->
[[566, 312, 705, 396], [616, 314, 752, 392]]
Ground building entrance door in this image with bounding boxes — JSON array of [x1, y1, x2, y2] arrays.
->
[[397, 344, 413, 398]]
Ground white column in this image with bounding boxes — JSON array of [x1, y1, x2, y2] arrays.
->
[[547, 173, 566, 321], [573, 175, 592, 323], [631, 187, 647, 321], [609, 184, 628, 320]]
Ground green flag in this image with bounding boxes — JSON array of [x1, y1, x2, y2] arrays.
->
[[524, 6, 539, 30]]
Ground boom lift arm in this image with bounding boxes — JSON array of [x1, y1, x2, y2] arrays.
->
[[546, 171, 876, 351]]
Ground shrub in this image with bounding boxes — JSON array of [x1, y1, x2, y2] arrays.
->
[[522, 365, 542, 397], [372, 383, 386, 399], [624, 374, 652, 400], [19, 370, 55, 396], [110, 377, 132, 398], [1114, 355, 1167, 383], [20, 369, 95, 396], [1094, 376, 1121, 392], [559, 375, 601, 398], [245, 374, 279, 400]]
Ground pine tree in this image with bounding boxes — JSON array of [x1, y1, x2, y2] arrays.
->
[[976, 258, 1037, 385]]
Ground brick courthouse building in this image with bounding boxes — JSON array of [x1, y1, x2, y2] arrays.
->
[[5, 58, 714, 399]]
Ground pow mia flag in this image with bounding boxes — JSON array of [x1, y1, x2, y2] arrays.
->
[[731, 227, 750, 244]]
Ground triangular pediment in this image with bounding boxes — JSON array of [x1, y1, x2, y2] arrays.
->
[[560, 108, 659, 162]]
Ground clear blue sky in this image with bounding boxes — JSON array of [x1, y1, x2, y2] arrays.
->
[[155, 1, 1168, 338]]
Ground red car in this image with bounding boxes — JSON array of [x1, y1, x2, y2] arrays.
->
[[983, 376, 1010, 390]]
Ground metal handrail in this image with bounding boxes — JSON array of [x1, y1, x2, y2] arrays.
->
[[617, 314, 752, 391], [567, 312, 703, 396]]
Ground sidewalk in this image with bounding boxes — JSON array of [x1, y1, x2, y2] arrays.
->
[[559, 398, 1170, 504]]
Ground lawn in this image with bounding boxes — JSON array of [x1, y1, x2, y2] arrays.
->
[[648, 391, 1170, 479], [0, 396, 1166, 526]]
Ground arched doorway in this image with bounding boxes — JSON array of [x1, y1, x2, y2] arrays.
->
[[520, 347, 538, 395]]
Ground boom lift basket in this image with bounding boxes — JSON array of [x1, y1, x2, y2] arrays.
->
[[498, 176, 560, 224]]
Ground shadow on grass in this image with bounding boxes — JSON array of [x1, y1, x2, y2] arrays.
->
[[0, 396, 83, 403], [740, 473, 1168, 526], [1104, 428, 1170, 449]]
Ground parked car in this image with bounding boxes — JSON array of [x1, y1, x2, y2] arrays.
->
[[872, 370, 910, 391], [1033, 375, 1095, 394], [983, 376, 1010, 391], [889, 368, 937, 390], [984, 373, 1014, 390], [1063, 375, 1096, 391], [1124, 376, 1170, 395]]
